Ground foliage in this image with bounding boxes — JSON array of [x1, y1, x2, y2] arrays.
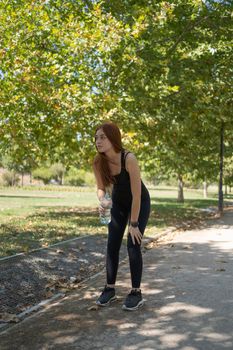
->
[[2, 170, 20, 186], [32, 167, 53, 184], [64, 167, 95, 186], [50, 163, 66, 185], [0, 0, 232, 202], [64, 167, 85, 186]]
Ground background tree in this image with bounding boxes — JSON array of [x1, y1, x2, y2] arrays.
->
[[0, 0, 232, 209]]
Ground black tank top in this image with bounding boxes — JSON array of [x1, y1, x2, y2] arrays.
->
[[112, 149, 150, 206]]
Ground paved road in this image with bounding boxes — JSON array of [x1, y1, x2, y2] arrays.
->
[[1, 210, 233, 350]]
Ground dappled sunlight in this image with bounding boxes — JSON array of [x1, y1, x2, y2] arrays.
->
[[52, 335, 80, 345], [1, 211, 233, 350], [19, 234, 231, 350], [143, 288, 162, 296], [117, 322, 138, 330], [158, 302, 212, 318], [198, 331, 232, 342], [158, 333, 189, 348], [56, 313, 80, 321]]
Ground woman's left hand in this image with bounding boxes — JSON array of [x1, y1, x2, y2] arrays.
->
[[129, 225, 142, 245]]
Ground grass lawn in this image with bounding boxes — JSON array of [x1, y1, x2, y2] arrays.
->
[[0, 185, 226, 258]]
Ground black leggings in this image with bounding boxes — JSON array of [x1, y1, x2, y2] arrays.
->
[[106, 199, 150, 289]]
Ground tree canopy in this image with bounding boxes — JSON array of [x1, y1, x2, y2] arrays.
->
[[0, 0, 232, 193]]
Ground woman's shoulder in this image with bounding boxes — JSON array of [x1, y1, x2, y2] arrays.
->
[[124, 150, 138, 170], [124, 149, 136, 160]]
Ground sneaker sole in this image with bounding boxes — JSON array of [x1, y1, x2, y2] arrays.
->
[[122, 299, 144, 311], [96, 296, 117, 307]]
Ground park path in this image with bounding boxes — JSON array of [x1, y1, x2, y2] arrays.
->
[[0, 209, 233, 350]]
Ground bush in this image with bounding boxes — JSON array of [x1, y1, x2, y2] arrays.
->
[[64, 167, 85, 186], [2, 170, 20, 186], [32, 165, 95, 187], [84, 171, 96, 186], [50, 163, 65, 185], [64, 168, 95, 186], [32, 167, 53, 184]]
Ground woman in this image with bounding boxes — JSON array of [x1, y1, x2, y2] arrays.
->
[[93, 121, 150, 311]]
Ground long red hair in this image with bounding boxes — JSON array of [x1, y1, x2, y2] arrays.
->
[[93, 121, 123, 187]]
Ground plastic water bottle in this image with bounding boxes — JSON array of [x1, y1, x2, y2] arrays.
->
[[99, 193, 112, 225]]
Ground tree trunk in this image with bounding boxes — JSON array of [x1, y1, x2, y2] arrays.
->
[[230, 187, 232, 193], [21, 173, 24, 187], [218, 121, 224, 213], [177, 175, 184, 203], [203, 181, 208, 198]]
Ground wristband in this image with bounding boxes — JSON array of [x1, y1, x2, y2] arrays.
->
[[130, 221, 139, 228]]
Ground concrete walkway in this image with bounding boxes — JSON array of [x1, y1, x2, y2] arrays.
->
[[1, 210, 233, 350]]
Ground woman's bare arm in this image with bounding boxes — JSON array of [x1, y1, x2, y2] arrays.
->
[[126, 153, 141, 223], [93, 163, 106, 201]]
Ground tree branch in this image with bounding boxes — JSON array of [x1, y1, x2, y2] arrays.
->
[[167, 15, 210, 57]]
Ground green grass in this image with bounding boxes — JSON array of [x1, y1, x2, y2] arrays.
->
[[225, 194, 233, 200], [0, 187, 96, 207], [148, 197, 217, 231], [0, 207, 105, 257], [0, 185, 225, 258]]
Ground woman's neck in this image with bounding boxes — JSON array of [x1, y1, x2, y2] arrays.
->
[[105, 149, 121, 164]]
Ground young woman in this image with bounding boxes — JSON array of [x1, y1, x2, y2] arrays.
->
[[93, 121, 150, 311]]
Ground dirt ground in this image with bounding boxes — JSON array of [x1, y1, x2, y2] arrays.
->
[[0, 234, 127, 316]]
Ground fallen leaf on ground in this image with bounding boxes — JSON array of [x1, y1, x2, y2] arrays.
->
[[45, 276, 81, 294], [79, 258, 89, 264], [69, 276, 78, 283], [144, 242, 154, 250], [71, 248, 79, 253], [45, 290, 54, 298], [0, 312, 20, 323], [87, 305, 99, 311]]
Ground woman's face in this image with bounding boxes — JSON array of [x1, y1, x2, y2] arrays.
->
[[95, 128, 113, 153]]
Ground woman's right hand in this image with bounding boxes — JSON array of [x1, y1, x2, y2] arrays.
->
[[99, 198, 112, 214], [99, 202, 105, 215]]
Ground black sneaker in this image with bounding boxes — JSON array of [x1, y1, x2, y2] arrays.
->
[[96, 285, 116, 306], [122, 289, 144, 311]]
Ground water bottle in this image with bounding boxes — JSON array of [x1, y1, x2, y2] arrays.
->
[[99, 193, 112, 225]]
